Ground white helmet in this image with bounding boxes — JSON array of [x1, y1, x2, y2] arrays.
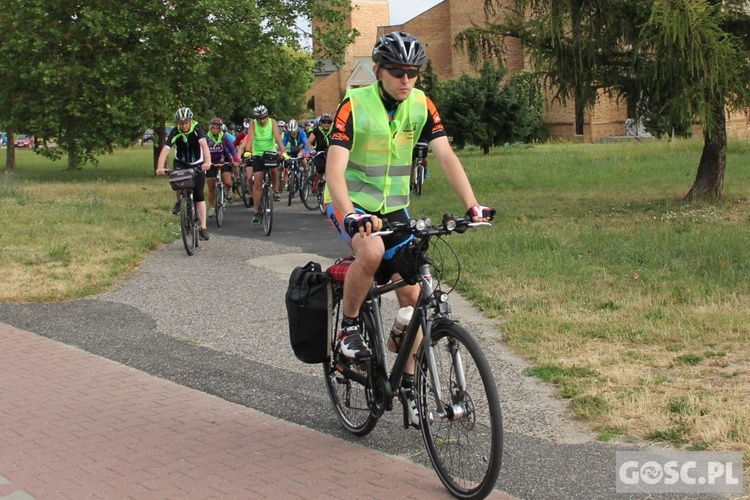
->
[[288, 119, 298, 133]]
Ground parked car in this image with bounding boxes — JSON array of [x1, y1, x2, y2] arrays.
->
[[14, 135, 32, 148], [141, 129, 154, 143]]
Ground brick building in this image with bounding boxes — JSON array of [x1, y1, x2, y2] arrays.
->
[[307, 0, 749, 142]]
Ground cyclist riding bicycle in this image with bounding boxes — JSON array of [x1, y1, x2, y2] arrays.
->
[[238, 104, 288, 224], [205, 117, 241, 216], [155, 106, 212, 241], [281, 119, 311, 189], [307, 113, 333, 177], [325, 31, 493, 427]]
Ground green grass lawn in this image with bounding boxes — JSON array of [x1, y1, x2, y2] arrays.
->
[[2, 139, 749, 474]]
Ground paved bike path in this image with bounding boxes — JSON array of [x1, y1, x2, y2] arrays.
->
[[0, 202, 677, 499]]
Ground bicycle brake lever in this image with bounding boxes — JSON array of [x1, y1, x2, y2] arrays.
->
[[371, 230, 394, 237]]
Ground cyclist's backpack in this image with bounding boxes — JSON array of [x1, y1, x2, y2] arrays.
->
[[285, 261, 332, 364]]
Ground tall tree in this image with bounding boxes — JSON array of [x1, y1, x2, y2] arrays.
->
[[456, 0, 750, 200], [0, 0, 355, 171], [440, 61, 547, 154]]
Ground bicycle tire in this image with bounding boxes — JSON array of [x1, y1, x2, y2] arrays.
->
[[241, 169, 252, 208], [317, 180, 326, 214], [215, 184, 224, 228], [416, 321, 503, 499], [323, 299, 379, 436], [302, 174, 319, 211], [180, 196, 196, 256], [299, 170, 310, 204], [414, 162, 424, 196], [261, 182, 273, 236], [287, 170, 295, 206]]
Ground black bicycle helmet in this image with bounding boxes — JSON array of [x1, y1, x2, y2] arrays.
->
[[372, 31, 426, 67], [320, 113, 333, 123]]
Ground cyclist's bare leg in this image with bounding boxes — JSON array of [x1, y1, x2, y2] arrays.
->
[[245, 165, 254, 194], [221, 170, 233, 190], [206, 176, 216, 206], [196, 200, 207, 229], [252, 171, 264, 214], [271, 166, 280, 192], [343, 235, 385, 318]]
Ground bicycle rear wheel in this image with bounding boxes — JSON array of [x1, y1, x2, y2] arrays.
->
[[287, 170, 295, 206], [416, 322, 503, 499], [323, 299, 379, 436], [302, 174, 319, 211], [180, 196, 196, 256], [261, 182, 273, 236]]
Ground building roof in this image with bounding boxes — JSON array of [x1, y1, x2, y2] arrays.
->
[[346, 58, 376, 88]]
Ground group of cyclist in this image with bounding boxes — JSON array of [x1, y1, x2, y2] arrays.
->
[[155, 33, 493, 414]]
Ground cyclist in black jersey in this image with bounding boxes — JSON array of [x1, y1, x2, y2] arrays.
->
[[156, 107, 212, 241], [307, 113, 333, 175]]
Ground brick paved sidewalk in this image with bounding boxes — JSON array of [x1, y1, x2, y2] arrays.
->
[[0, 323, 507, 499]]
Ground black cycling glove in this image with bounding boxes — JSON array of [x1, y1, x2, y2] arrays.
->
[[344, 213, 373, 236]]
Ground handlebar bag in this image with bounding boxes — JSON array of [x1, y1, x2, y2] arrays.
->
[[169, 169, 195, 191], [285, 261, 332, 363]]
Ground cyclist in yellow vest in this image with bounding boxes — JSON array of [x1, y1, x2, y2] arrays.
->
[[239, 104, 288, 224], [326, 31, 494, 427]]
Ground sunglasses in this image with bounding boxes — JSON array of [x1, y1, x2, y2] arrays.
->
[[258, 115, 268, 120], [321, 121, 332, 125], [382, 66, 420, 79]]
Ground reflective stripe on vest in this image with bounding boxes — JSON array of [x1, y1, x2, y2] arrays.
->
[[346, 82, 427, 213]]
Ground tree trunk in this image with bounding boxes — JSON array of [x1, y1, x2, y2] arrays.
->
[[66, 141, 80, 171], [5, 132, 16, 171], [684, 109, 726, 202]]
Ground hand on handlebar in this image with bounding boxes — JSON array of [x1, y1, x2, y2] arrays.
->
[[344, 212, 382, 238], [465, 205, 495, 222]]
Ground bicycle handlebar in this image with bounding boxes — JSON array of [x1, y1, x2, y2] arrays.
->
[[371, 212, 492, 238]]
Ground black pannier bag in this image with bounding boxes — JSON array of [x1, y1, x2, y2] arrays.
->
[[169, 169, 195, 191], [285, 261, 332, 363]]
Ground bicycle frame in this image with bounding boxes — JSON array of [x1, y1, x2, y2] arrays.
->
[[356, 259, 456, 417]]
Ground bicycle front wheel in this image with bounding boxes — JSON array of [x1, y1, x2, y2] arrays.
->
[[416, 322, 503, 499], [414, 162, 424, 196], [261, 183, 273, 236], [287, 170, 295, 206], [180, 196, 196, 256], [215, 186, 224, 227], [317, 180, 326, 214], [323, 299, 379, 436], [302, 174, 319, 211], [299, 170, 310, 204]]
